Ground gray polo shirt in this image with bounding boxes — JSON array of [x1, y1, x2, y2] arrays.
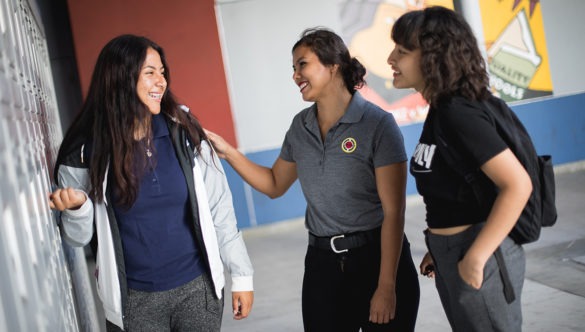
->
[[280, 92, 407, 236]]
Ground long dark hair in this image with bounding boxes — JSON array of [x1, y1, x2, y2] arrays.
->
[[292, 27, 366, 94], [391, 6, 490, 105], [55, 34, 205, 206]]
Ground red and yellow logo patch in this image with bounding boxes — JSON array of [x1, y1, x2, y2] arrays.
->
[[341, 137, 357, 153]]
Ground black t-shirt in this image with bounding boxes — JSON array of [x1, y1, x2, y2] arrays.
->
[[410, 96, 508, 228]]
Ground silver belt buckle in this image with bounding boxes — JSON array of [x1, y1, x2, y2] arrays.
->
[[330, 234, 348, 253]]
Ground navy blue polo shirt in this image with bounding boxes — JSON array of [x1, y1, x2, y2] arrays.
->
[[113, 114, 204, 292], [280, 92, 407, 236]]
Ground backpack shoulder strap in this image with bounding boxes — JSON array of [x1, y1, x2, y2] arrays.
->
[[432, 102, 496, 210]]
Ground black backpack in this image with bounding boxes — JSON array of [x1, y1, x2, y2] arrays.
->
[[434, 95, 558, 245]]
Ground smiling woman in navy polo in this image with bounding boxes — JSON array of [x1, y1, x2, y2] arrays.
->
[[113, 113, 205, 292], [49, 35, 253, 331]]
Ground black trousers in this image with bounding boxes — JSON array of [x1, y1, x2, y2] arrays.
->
[[302, 236, 420, 332]]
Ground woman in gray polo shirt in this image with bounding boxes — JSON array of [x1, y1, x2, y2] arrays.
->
[[206, 28, 419, 331]]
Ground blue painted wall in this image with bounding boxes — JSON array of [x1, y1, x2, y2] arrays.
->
[[225, 92, 585, 229]]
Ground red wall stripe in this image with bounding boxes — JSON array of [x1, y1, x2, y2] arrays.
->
[[66, 0, 237, 146]]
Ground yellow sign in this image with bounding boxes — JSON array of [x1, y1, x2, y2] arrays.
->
[[479, 0, 553, 101]]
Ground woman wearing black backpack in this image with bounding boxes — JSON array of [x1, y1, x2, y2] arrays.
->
[[387, 6, 531, 331]]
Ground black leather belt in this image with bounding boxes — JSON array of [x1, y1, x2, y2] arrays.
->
[[308, 227, 380, 253]]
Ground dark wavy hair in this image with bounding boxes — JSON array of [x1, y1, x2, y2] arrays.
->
[[391, 6, 490, 105], [292, 27, 366, 94], [55, 34, 205, 207]]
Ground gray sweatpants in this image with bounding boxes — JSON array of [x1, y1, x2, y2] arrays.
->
[[106, 274, 223, 332], [425, 223, 525, 332]]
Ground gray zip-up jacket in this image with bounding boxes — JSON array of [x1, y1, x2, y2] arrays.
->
[[56, 118, 253, 329]]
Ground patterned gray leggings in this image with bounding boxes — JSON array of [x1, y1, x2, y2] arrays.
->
[[106, 274, 223, 332]]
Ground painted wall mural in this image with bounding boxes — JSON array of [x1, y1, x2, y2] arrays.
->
[[340, 0, 553, 124], [340, 0, 453, 125]]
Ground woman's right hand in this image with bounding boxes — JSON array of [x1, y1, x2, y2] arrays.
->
[[204, 129, 233, 159], [205, 128, 298, 198], [49, 187, 86, 211], [420, 252, 436, 278]]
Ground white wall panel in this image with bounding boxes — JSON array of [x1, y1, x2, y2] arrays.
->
[[216, 0, 344, 152], [540, 0, 585, 95]]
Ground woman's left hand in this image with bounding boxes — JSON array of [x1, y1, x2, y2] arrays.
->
[[458, 256, 484, 290], [232, 291, 254, 320], [369, 287, 396, 324]]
